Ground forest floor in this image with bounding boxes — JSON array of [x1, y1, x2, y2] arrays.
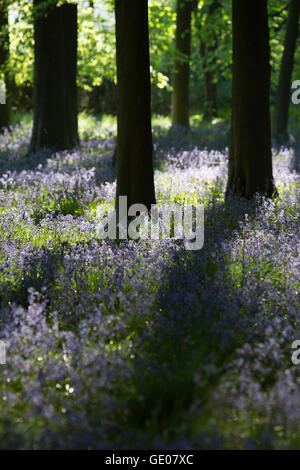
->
[[0, 114, 299, 449]]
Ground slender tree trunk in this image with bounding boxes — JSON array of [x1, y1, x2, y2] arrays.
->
[[171, 0, 193, 130], [273, 0, 300, 144], [200, 1, 220, 121], [115, 0, 155, 212], [227, 0, 275, 198], [202, 60, 217, 121], [30, 1, 79, 152], [0, 1, 9, 129]]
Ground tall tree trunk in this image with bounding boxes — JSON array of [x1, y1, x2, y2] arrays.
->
[[0, 1, 9, 129], [115, 0, 155, 212], [201, 53, 217, 121], [30, 1, 79, 152], [273, 0, 300, 144], [200, 0, 220, 121], [171, 0, 193, 130], [227, 0, 275, 198]]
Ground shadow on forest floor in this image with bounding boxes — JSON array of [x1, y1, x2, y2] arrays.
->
[[122, 194, 263, 449]]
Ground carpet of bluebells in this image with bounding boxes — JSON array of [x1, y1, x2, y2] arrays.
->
[[0, 114, 299, 449]]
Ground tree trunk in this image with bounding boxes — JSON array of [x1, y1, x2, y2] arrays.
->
[[0, 1, 9, 129], [273, 0, 300, 144], [115, 0, 156, 212], [30, 1, 79, 152], [202, 61, 217, 121], [200, 1, 220, 121], [227, 0, 275, 199], [171, 0, 193, 130]]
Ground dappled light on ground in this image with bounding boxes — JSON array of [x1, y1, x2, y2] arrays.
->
[[0, 117, 299, 449]]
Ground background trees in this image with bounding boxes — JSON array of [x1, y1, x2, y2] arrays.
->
[[0, 0, 10, 129], [1, 0, 299, 200], [198, 0, 221, 121], [227, 0, 275, 198], [273, 0, 300, 144], [171, 0, 193, 129], [4, 0, 299, 132]]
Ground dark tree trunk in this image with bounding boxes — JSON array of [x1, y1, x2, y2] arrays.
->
[[273, 0, 300, 144], [200, 1, 220, 121], [115, 0, 155, 212], [202, 59, 217, 121], [227, 0, 275, 199], [0, 1, 9, 129], [171, 0, 193, 130], [30, 1, 79, 152]]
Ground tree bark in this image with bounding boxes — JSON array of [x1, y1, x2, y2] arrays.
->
[[273, 0, 300, 144], [0, 1, 9, 129], [200, 1, 220, 121], [115, 0, 156, 212], [227, 0, 275, 199], [201, 56, 217, 121], [30, 1, 79, 152], [171, 0, 193, 130]]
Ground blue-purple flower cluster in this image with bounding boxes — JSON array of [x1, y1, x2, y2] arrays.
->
[[0, 119, 299, 449]]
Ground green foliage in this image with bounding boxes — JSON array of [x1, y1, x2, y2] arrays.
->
[[5, 0, 300, 122], [9, 0, 34, 86], [268, 0, 289, 99], [149, 0, 176, 90], [192, 0, 232, 80], [8, 0, 176, 92], [77, 1, 116, 90]]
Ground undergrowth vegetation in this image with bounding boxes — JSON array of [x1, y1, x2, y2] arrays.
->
[[0, 114, 299, 449]]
